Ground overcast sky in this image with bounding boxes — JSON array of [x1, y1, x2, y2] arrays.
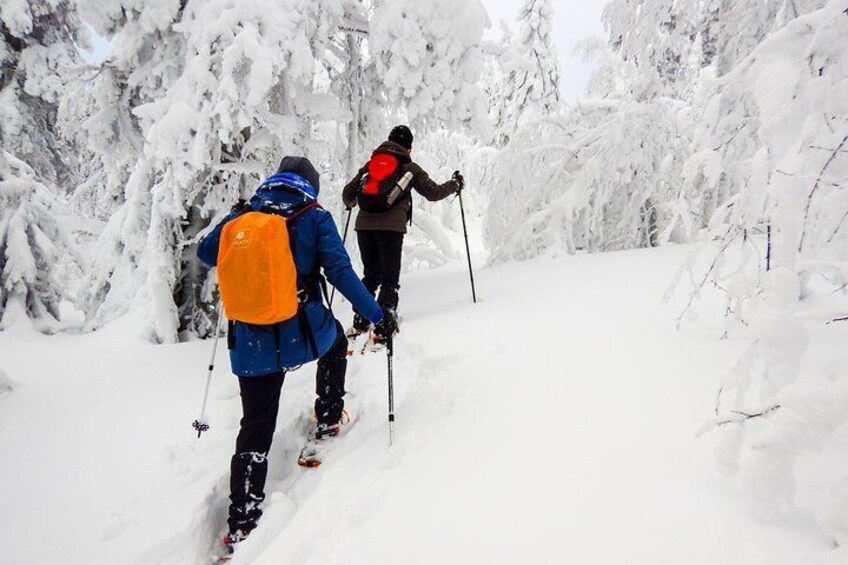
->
[[481, 0, 607, 101], [85, 1, 608, 101]]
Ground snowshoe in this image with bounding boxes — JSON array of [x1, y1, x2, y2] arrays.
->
[[346, 314, 373, 355], [297, 409, 352, 468], [364, 331, 389, 353], [213, 532, 244, 563], [346, 326, 368, 356]]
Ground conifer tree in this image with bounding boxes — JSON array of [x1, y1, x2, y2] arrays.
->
[[490, 0, 562, 147], [0, 0, 85, 330]]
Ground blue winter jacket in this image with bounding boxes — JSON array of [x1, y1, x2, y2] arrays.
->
[[197, 172, 382, 377]]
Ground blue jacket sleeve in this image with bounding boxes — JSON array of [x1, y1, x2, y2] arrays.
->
[[197, 211, 239, 267], [315, 211, 383, 323]]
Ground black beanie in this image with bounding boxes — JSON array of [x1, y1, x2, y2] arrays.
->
[[388, 125, 413, 150], [277, 156, 320, 192]]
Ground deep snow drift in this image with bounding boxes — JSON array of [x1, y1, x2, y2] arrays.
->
[[0, 244, 844, 564]]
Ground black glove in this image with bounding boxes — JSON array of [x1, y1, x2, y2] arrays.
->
[[230, 198, 248, 212], [373, 309, 398, 341], [452, 170, 465, 193]]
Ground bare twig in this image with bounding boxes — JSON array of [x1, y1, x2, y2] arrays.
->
[[799, 133, 848, 252], [715, 387, 723, 418], [675, 226, 739, 329], [775, 168, 844, 187], [826, 207, 848, 244], [716, 405, 781, 427], [808, 144, 848, 153], [712, 122, 748, 152], [766, 224, 772, 271]]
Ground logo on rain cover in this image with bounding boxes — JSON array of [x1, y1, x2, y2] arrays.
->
[[232, 229, 252, 248]]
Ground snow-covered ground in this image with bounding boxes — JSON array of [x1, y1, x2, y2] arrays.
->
[[0, 244, 842, 564]]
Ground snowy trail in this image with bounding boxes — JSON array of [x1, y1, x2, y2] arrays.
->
[[0, 245, 834, 564], [234, 247, 828, 565]]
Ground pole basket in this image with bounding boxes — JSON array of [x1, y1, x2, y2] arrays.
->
[[192, 419, 210, 438]]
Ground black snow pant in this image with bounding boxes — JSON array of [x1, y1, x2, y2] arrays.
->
[[228, 322, 348, 537], [357, 230, 404, 312]]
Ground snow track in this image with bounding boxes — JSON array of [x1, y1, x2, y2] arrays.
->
[[0, 245, 838, 564]]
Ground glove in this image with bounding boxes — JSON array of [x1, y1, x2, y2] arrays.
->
[[230, 198, 249, 212], [452, 170, 465, 193], [373, 308, 398, 341]]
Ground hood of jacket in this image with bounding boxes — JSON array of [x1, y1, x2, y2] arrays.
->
[[249, 172, 317, 217]]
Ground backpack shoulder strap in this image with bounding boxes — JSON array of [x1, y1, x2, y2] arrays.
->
[[287, 201, 323, 221]]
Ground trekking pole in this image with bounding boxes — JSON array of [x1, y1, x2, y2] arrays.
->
[[387, 336, 395, 446], [455, 173, 477, 304], [192, 304, 224, 438], [329, 207, 353, 308]]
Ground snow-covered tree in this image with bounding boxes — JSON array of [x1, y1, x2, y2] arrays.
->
[[78, 0, 351, 342], [514, 0, 561, 112], [74, 0, 491, 343], [369, 0, 489, 134], [675, 0, 848, 543], [0, 151, 82, 332], [485, 96, 691, 261], [1, 0, 85, 189], [486, 0, 840, 263], [489, 0, 561, 147], [709, 0, 828, 75], [0, 0, 86, 329], [601, 0, 704, 99], [69, 0, 187, 221], [601, 0, 830, 98]]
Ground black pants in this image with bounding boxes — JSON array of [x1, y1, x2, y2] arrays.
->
[[358, 230, 404, 311], [228, 322, 348, 537]]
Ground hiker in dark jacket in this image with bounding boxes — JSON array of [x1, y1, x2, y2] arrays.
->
[[342, 125, 464, 335], [197, 156, 393, 554]]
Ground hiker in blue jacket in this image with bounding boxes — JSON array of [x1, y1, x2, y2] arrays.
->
[[197, 156, 396, 552]]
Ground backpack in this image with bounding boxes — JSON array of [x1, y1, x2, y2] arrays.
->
[[217, 206, 314, 325], [356, 153, 415, 213]]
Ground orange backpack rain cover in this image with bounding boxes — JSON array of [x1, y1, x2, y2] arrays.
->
[[217, 211, 299, 325]]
